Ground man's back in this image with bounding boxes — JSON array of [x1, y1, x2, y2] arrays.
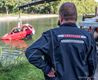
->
[[46, 23, 97, 80], [25, 23, 97, 80], [25, 2, 97, 80]]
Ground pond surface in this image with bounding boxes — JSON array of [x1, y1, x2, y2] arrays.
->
[[0, 17, 58, 66]]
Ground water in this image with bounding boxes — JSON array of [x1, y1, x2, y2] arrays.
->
[[0, 17, 58, 66]]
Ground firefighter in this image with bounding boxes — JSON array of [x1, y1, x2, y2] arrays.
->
[[25, 2, 97, 80]]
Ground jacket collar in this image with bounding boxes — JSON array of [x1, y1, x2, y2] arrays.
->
[[60, 23, 77, 27]]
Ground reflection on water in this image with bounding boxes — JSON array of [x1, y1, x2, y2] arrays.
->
[[0, 40, 28, 66], [0, 17, 57, 66], [1, 40, 28, 49], [0, 47, 24, 66]]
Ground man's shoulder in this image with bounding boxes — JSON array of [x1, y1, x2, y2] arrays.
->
[[43, 27, 60, 34], [80, 29, 89, 34], [78, 28, 93, 39], [82, 29, 91, 35]]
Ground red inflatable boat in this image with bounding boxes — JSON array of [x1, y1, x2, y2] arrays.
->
[[1, 24, 35, 40]]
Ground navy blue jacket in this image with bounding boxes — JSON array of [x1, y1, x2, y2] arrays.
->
[[25, 23, 97, 80]]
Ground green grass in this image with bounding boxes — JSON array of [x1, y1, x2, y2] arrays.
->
[[0, 62, 44, 80]]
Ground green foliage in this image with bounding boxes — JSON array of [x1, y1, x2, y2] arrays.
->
[[0, 0, 97, 15], [0, 0, 31, 13], [24, 1, 60, 14], [60, 0, 96, 15]]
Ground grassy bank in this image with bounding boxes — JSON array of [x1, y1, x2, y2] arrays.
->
[[0, 13, 58, 17], [0, 13, 22, 17], [0, 62, 44, 80], [0, 14, 58, 22], [0, 13, 37, 16]]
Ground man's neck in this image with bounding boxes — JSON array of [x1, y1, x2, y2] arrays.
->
[[61, 20, 76, 25]]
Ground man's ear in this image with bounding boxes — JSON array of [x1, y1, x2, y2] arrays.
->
[[59, 15, 64, 24], [60, 18, 64, 23], [58, 16, 62, 25]]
